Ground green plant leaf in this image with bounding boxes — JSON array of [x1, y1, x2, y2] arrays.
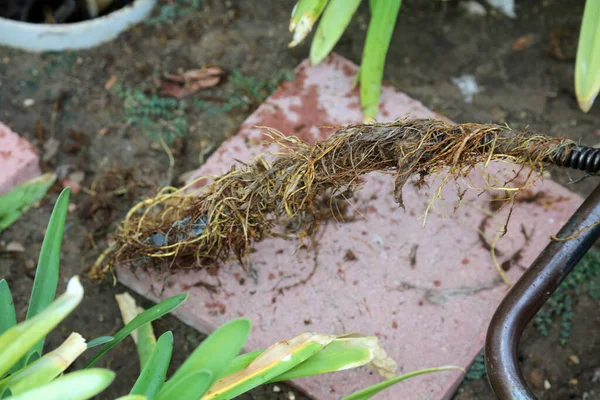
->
[[575, 0, 600, 112], [0, 280, 18, 374], [156, 370, 212, 400], [115, 396, 147, 400], [87, 336, 114, 349], [0, 173, 56, 233], [130, 332, 173, 400], [161, 318, 250, 394], [0, 280, 16, 337], [205, 332, 336, 400], [289, 0, 329, 47], [8, 369, 114, 400], [310, 0, 362, 65], [0, 333, 86, 395], [216, 350, 263, 380], [271, 337, 381, 382], [360, 0, 402, 120], [0, 277, 83, 378], [115, 293, 157, 370], [341, 366, 463, 400], [85, 294, 187, 368], [24, 187, 70, 365]]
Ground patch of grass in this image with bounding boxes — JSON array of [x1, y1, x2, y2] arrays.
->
[[193, 69, 295, 115], [112, 84, 188, 144], [146, 0, 203, 25], [464, 352, 486, 382], [534, 249, 600, 345]]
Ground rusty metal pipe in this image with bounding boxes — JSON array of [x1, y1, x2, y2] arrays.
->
[[485, 182, 600, 399]]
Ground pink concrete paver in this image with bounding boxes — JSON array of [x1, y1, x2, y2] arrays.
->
[[0, 122, 41, 196], [117, 54, 583, 399]]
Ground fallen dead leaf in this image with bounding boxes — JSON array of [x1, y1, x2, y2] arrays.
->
[[105, 75, 118, 90], [512, 33, 536, 51], [160, 66, 224, 99]]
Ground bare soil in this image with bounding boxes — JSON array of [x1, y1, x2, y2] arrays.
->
[[0, 0, 599, 399]]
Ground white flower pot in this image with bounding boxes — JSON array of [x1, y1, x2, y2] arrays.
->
[[0, 0, 156, 52]]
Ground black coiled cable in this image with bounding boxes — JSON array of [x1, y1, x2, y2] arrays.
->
[[550, 146, 600, 174]]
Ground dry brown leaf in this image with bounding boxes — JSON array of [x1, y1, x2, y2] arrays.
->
[[160, 66, 224, 99], [512, 33, 536, 51]]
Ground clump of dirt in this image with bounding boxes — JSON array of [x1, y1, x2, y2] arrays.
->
[[94, 118, 579, 275]]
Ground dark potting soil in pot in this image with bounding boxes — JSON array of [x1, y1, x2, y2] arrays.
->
[[0, 0, 135, 24]]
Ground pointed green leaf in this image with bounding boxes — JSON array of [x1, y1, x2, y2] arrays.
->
[[85, 294, 187, 368], [0, 173, 56, 233], [157, 370, 212, 400], [270, 339, 374, 382], [24, 187, 70, 364], [130, 332, 173, 400], [0, 280, 18, 374], [310, 0, 362, 65], [575, 0, 600, 112], [216, 350, 263, 380], [0, 280, 16, 338], [87, 336, 114, 349], [0, 277, 83, 378], [341, 366, 463, 400], [8, 369, 114, 400], [205, 332, 335, 400], [161, 318, 250, 394], [116, 396, 146, 400], [289, 0, 329, 47], [115, 293, 157, 370], [360, 0, 401, 120]]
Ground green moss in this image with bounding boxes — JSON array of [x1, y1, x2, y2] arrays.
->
[[193, 69, 295, 115], [533, 249, 600, 345], [464, 352, 487, 381], [113, 85, 188, 144], [41, 52, 78, 76], [146, 0, 203, 25]]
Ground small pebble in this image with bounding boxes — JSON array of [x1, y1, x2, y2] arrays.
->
[[287, 393, 295, 400], [23, 98, 35, 107], [569, 378, 578, 385], [272, 386, 281, 393], [460, 1, 487, 16], [543, 379, 551, 390], [569, 354, 580, 365]]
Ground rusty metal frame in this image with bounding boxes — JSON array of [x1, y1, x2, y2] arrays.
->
[[485, 183, 600, 399]]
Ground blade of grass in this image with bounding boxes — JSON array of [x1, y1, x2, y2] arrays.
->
[[157, 370, 212, 400], [360, 0, 401, 120], [161, 318, 250, 394], [130, 332, 173, 400], [0, 173, 56, 233], [341, 366, 463, 400], [575, 0, 600, 112], [0, 277, 83, 378], [8, 369, 114, 400], [87, 336, 114, 349], [24, 187, 70, 365], [85, 294, 187, 368], [289, 0, 329, 47], [309, 0, 362, 65]]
